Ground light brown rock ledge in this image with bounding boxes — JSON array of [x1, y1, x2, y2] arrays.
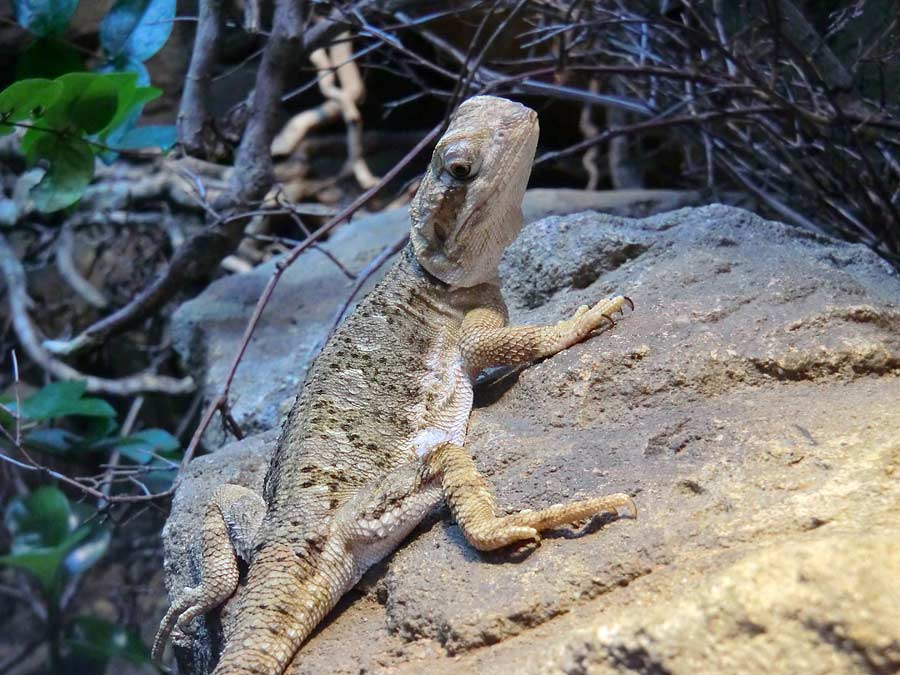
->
[[163, 204, 900, 675]]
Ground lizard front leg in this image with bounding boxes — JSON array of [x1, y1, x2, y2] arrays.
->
[[424, 443, 634, 550], [459, 295, 632, 373], [152, 484, 266, 663], [445, 293, 634, 549]]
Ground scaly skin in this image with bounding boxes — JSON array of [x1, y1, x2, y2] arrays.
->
[[153, 96, 636, 675]]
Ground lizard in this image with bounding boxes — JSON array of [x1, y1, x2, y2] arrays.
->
[[152, 95, 636, 675]]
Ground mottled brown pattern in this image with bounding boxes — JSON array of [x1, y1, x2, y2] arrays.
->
[[154, 96, 635, 675], [265, 247, 451, 517]]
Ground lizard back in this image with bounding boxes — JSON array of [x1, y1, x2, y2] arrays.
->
[[260, 244, 469, 549]]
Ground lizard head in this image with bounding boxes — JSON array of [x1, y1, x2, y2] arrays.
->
[[409, 95, 539, 287]]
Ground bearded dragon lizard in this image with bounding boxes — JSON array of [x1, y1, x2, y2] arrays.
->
[[153, 95, 635, 674]]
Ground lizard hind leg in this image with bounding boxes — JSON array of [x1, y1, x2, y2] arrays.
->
[[427, 443, 635, 551], [151, 484, 266, 663]]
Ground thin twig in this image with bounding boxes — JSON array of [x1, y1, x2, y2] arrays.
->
[[0, 233, 194, 396]]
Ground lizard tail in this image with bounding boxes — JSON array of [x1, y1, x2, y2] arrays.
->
[[212, 544, 341, 675]]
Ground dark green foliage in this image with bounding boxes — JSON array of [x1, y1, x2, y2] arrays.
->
[[3, 380, 182, 490], [64, 616, 153, 670], [14, 37, 85, 80], [0, 71, 165, 211], [12, 0, 79, 37], [0, 486, 107, 596], [101, 0, 176, 63], [0, 486, 153, 671], [3, 0, 177, 212], [15, 380, 116, 420], [1, 381, 179, 670]]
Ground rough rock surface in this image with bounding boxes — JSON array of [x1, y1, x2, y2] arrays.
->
[[171, 189, 746, 448], [162, 204, 900, 675]]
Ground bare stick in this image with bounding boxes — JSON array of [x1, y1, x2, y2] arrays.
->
[[178, 0, 226, 157], [0, 234, 194, 396], [54, 223, 108, 309]]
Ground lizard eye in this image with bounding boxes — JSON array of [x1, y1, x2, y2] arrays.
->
[[441, 144, 481, 181]]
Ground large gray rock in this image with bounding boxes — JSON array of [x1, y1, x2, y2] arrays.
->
[[162, 204, 900, 675], [172, 189, 746, 448]]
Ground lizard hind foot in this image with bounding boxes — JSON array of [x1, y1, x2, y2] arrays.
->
[[429, 444, 636, 552], [152, 587, 202, 663], [151, 484, 264, 664]]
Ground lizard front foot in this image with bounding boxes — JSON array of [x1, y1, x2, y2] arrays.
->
[[555, 295, 633, 350]]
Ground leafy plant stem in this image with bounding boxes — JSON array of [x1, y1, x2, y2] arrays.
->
[[5, 119, 160, 159]]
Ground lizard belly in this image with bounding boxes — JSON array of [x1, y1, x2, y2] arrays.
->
[[407, 328, 473, 457]]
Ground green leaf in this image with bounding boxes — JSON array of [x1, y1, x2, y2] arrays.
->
[[97, 56, 150, 86], [69, 77, 121, 134], [62, 524, 110, 577], [0, 488, 108, 597], [37, 72, 132, 135], [28, 134, 94, 212], [13, 0, 79, 37], [0, 79, 63, 136], [95, 82, 161, 163], [112, 124, 176, 151], [82, 415, 119, 441], [0, 547, 66, 592], [4, 486, 73, 548], [65, 616, 151, 666], [0, 394, 15, 429], [0, 527, 89, 595], [23, 427, 82, 455], [101, 0, 175, 62], [18, 72, 142, 155], [115, 428, 179, 464], [18, 381, 116, 420], [15, 38, 85, 80], [97, 82, 160, 141]]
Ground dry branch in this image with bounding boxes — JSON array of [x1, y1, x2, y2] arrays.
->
[[0, 234, 194, 396]]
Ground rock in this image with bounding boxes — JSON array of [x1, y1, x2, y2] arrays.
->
[[162, 204, 900, 675], [547, 530, 900, 675], [519, 188, 751, 224], [172, 189, 734, 449]]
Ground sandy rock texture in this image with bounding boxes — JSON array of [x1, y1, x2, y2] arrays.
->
[[162, 204, 900, 675], [171, 189, 743, 449]]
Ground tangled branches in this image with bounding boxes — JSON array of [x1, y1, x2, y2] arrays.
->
[[366, 0, 899, 261], [2, 0, 898, 503], [30, 1, 900, 375]]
